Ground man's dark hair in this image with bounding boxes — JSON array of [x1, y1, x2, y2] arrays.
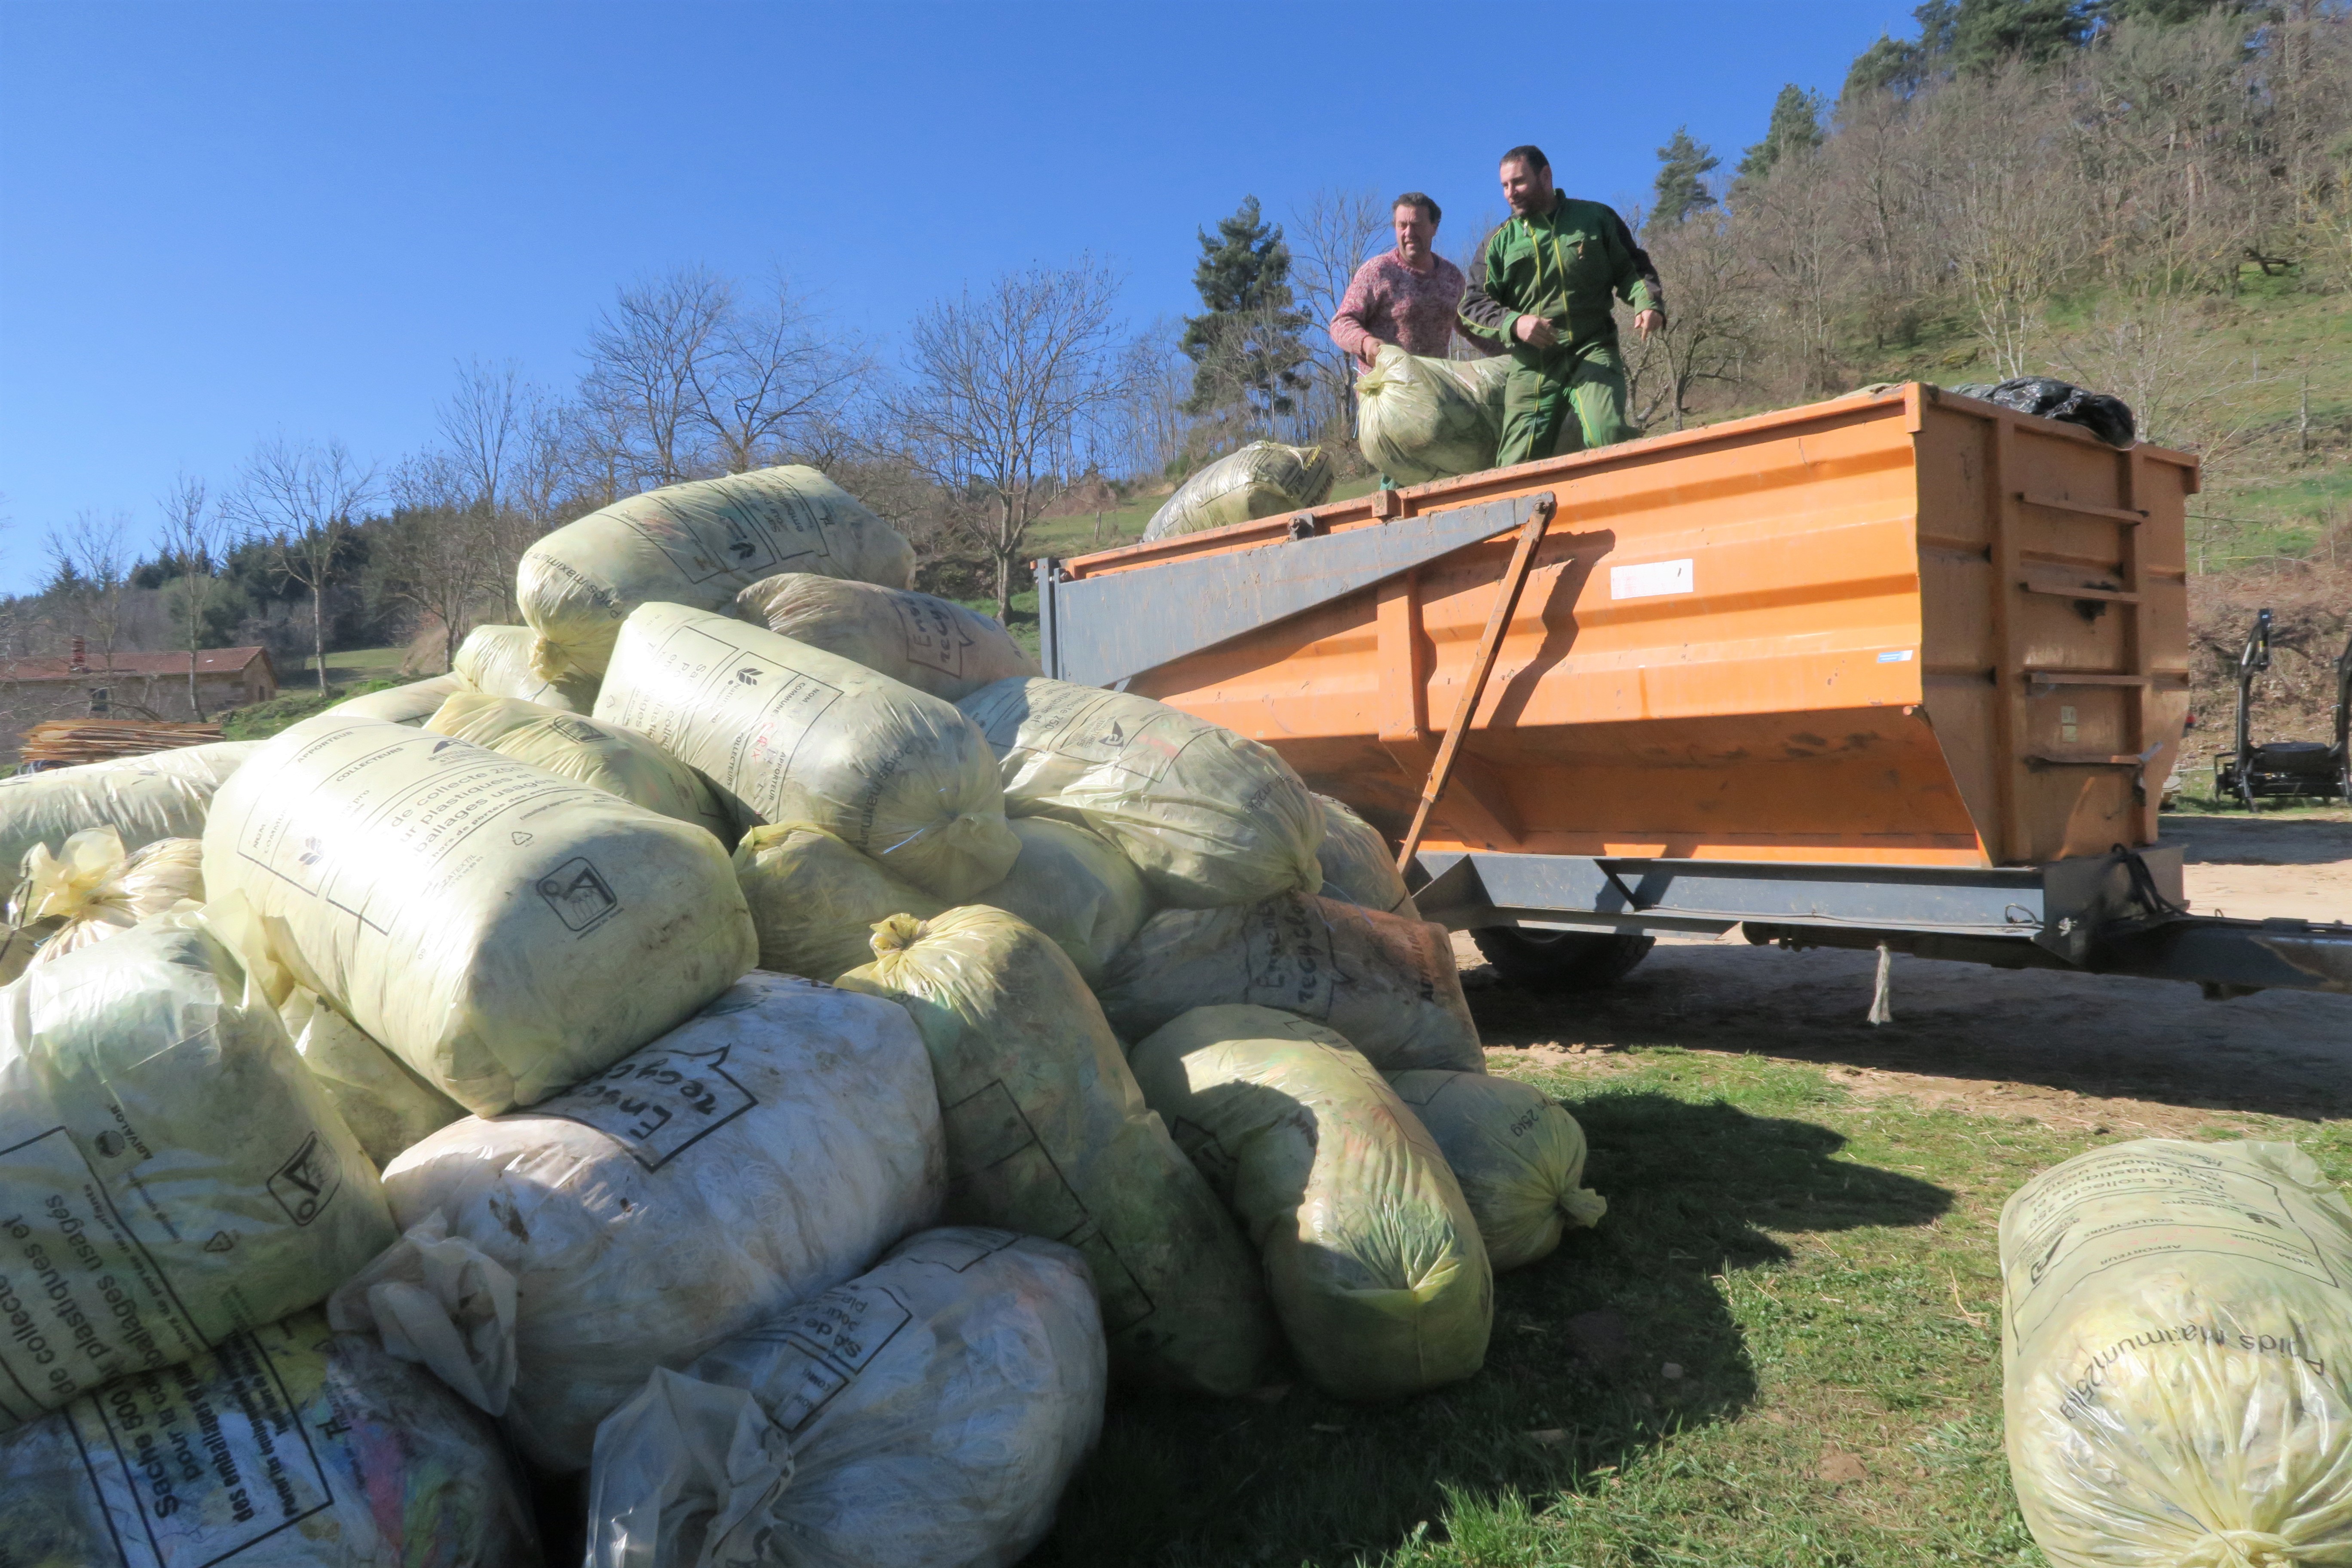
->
[[1393, 191, 1441, 225], [1500, 144, 1550, 174]]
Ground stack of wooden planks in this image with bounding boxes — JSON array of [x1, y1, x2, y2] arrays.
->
[[17, 720, 224, 766]]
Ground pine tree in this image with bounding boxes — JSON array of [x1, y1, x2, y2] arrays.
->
[[1648, 128, 1721, 236], [1950, 0, 2098, 72], [1179, 196, 1310, 426], [1737, 85, 1827, 184], [1841, 0, 1957, 98]]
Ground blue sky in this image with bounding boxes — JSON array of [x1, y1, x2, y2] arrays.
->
[[0, 0, 1917, 592]]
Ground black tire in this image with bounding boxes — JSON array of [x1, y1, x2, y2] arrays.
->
[[1470, 926, 1655, 993]]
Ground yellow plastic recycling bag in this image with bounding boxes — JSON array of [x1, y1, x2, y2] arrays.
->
[[976, 816, 1152, 985], [1386, 1070, 1603, 1271], [1356, 345, 1513, 485], [0, 740, 255, 888], [2000, 1139, 2352, 1568], [452, 622, 600, 712], [732, 821, 945, 981], [957, 676, 1323, 909], [596, 603, 1019, 900], [331, 972, 946, 1474], [839, 907, 1274, 1395], [585, 1229, 1105, 1568], [1100, 892, 1484, 1073], [1, 827, 202, 977], [281, 987, 467, 1172], [1142, 441, 1334, 542], [0, 1310, 539, 1567], [426, 690, 734, 839], [201, 713, 756, 1116], [519, 465, 915, 680], [1314, 794, 1419, 920], [1130, 1005, 1492, 1400], [736, 572, 1041, 702], [0, 917, 396, 1432], [325, 671, 465, 725]]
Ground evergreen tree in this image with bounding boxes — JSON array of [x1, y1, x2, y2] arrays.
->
[[1737, 85, 1827, 184], [1179, 196, 1310, 425], [1648, 128, 1720, 236], [2104, 0, 2251, 24], [1841, 0, 1957, 98], [1950, 0, 2098, 72]]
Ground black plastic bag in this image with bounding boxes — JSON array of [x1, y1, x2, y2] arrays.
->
[[1949, 378, 2135, 447]]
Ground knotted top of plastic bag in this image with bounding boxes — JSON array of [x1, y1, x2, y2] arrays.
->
[[6, 826, 204, 970]]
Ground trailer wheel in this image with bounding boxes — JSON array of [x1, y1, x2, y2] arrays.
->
[[1471, 927, 1655, 993]]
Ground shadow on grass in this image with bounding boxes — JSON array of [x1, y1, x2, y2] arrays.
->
[[1028, 1089, 1951, 1568]]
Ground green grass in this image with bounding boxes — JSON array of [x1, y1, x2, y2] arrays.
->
[[214, 673, 433, 740], [1029, 1049, 2344, 1568]]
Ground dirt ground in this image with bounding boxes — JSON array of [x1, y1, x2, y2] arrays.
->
[[1456, 811, 2352, 1129]]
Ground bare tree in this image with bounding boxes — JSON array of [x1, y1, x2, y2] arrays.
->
[[1288, 187, 1388, 442], [154, 475, 233, 719], [581, 266, 732, 488], [43, 513, 135, 673], [1929, 66, 2091, 378], [1620, 214, 1758, 431], [894, 258, 1129, 620], [688, 272, 872, 474], [224, 436, 377, 691], [1109, 322, 1196, 483], [385, 451, 487, 670], [438, 357, 524, 514]]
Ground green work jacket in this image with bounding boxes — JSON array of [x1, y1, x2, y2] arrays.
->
[[1458, 194, 1664, 362]]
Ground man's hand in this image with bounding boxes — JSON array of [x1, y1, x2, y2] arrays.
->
[[1357, 343, 1384, 371], [1513, 315, 1559, 349], [1635, 309, 1664, 340]]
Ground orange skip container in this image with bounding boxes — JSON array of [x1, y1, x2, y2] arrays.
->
[[1045, 384, 2196, 873]]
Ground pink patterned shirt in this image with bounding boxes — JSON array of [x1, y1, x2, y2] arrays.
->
[[1329, 251, 1465, 365]]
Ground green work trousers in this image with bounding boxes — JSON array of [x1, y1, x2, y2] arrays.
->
[[1496, 342, 1635, 466]]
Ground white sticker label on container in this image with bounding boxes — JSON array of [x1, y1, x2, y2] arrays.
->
[[1609, 559, 1694, 600]]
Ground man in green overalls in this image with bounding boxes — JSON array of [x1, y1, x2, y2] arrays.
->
[[1458, 143, 1666, 466]]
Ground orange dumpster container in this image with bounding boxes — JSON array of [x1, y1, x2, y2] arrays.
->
[[1043, 384, 2195, 873]]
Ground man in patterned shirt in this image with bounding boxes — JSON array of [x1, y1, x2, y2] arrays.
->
[[1458, 144, 1665, 465], [1328, 192, 1464, 373]]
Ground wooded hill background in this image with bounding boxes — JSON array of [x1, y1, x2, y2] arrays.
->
[[11, 0, 2349, 772]]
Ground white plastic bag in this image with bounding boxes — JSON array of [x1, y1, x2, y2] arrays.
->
[[596, 603, 1018, 900], [732, 821, 944, 981], [1314, 794, 1419, 920], [520, 466, 915, 681], [330, 972, 947, 1474], [2000, 1139, 2352, 1567], [1, 826, 202, 976], [1130, 1005, 1491, 1401], [1385, 1069, 1602, 1271], [1099, 892, 1484, 1073], [735, 573, 1041, 702], [586, 1228, 1105, 1568], [327, 672, 465, 725], [453, 622, 600, 712], [974, 816, 1151, 985], [0, 1309, 539, 1566], [957, 677, 1323, 909], [0, 916, 396, 1431], [0, 739, 255, 886], [1142, 442, 1334, 542], [428, 691, 735, 840], [1355, 346, 1512, 484], [202, 713, 756, 1115], [839, 907, 1273, 1395]]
